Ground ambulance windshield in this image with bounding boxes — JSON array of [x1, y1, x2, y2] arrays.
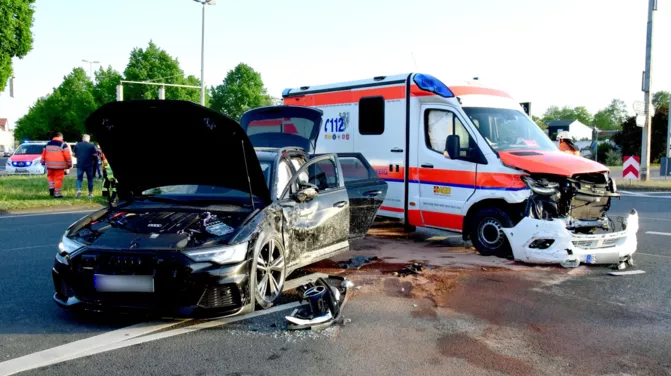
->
[[463, 107, 557, 152]]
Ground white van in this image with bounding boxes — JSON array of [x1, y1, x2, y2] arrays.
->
[[281, 73, 638, 267]]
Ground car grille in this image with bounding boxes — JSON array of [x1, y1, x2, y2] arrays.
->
[[197, 284, 242, 309], [53, 272, 74, 300]]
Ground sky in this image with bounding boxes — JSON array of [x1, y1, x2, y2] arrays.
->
[[0, 0, 670, 129]]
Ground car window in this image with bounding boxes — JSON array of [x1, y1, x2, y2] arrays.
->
[[14, 144, 45, 155], [339, 157, 372, 182], [308, 158, 339, 191], [425, 109, 472, 158], [290, 157, 308, 184]]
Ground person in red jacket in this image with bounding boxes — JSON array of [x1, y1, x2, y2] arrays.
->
[[41, 132, 73, 198]]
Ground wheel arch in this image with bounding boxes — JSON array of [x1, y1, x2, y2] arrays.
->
[[462, 199, 524, 240]]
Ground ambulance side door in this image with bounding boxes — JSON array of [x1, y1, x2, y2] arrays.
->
[[416, 105, 484, 231]]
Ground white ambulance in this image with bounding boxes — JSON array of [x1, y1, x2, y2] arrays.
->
[[281, 73, 638, 267]]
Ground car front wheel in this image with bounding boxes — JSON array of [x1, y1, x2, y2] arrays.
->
[[470, 208, 513, 257], [251, 237, 286, 310]]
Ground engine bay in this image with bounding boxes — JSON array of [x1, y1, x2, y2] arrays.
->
[[522, 172, 620, 232], [72, 210, 246, 248]]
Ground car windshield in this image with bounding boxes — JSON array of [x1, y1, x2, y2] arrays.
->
[[140, 162, 273, 199], [463, 107, 557, 152], [14, 144, 45, 155]]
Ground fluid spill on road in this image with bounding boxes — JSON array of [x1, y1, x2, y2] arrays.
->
[[437, 333, 535, 375]]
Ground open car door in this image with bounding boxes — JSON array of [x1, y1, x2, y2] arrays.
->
[[336, 153, 388, 239]]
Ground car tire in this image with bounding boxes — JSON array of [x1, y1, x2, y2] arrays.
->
[[250, 236, 286, 310], [470, 208, 513, 257]]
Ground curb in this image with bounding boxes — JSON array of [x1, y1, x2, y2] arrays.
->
[[0, 204, 104, 216]]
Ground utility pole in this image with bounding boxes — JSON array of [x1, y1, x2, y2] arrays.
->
[[640, 0, 657, 181], [194, 0, 216, 106]]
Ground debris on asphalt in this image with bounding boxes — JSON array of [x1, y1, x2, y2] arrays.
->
[[341, 280, 355, 289], [285, 276, 349, 331], [396, 263, 423, 277], [608, 270, 646, 276], [337, 255, 379, 269]]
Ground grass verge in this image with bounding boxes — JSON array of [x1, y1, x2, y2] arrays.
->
[[0, 175, 106, 211], [615, 179, 671, 191]]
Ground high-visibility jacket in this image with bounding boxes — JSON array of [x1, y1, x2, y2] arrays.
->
[[41, 137, 73, 170], [559, 140, 580, 156]]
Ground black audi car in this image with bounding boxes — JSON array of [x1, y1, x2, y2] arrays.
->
[[52, 101, 386, 317]]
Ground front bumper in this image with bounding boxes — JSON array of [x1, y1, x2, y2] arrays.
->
[[6, 164, 45, 175], [52, 250, 253, 317], [503, 211, 639, 267]]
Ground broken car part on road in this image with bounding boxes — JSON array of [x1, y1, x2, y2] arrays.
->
[[285, 276, 349, 330], [503, 171, 638, 268]]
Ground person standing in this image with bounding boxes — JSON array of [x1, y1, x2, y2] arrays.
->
[[41, 132, 73, 198], [73, 134, 98, 198], [101, 152, 117, 205], [94, 144, 103, 179]]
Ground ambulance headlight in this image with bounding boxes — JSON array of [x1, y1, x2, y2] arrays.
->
[[521, 176, 559, 195]]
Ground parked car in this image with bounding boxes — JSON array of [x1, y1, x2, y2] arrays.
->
[[5, 141, 46, 175], [52, 101, 387, 317]]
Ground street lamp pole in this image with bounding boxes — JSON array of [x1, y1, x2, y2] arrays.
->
[[82, 59, 100, 80], [194, 0, 215, 106]]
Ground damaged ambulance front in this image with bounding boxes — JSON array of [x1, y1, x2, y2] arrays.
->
[[499, 151, 638, 267]]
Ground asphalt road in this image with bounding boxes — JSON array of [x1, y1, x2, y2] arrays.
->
[[1, 195, 670, 375]]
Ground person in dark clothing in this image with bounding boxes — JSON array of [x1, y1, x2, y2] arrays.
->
[[94, 144, 103, 179], [73, 134, 98, 198]]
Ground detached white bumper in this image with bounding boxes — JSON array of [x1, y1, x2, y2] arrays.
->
[[502, 211, 639, 266]]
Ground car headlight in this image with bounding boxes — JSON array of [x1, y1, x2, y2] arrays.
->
[[33, 158, 41, 165], [184, 242, 249, 265], [58, 236, 85, 255], [521, 176, 559, 195]]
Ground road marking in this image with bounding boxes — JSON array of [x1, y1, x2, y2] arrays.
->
[[640, 217, 671, 222], [638, 252, 671, 259], [0, 209, 96, 220], [1, 244, 53, 252], [646, 231, 671, 236], [0, 320, 187, 376], [1, 302, 303, 375], [608, 270, 646, 276]]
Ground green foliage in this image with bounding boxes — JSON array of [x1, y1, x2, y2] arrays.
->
[[15, 68, 96, 141], [123, 41, 204, 103], [542, 105, 593, 125], [210, 63, 272, 121], [532, 115, 546, 129], [593, 99, 627, 130], [612, 104, 669, 163], [595, 142, 615, 164], [653, 91, 670, 109], [0, 0, 35, 91], [93, 66, 123, 106], [605, 149, 622, 167]]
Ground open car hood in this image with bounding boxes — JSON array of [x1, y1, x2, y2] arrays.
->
[[240, 106, 323, 153], [499, 150, 609, 176], [85, 100, 271, 203]]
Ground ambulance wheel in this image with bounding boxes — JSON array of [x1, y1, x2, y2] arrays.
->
[[470, 208, 513, 257]]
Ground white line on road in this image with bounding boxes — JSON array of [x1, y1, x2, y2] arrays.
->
[[646, 231, 671, 237], [0, 209, 96, 220], [1, 244, 53, 252], [0, 302, 303, 376], [640, 217, 671, 222], [638, 252, 671, 259]]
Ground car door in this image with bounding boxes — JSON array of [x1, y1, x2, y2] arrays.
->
[[279, 154, 350, 267], [337, 153, 388, 239], [416, 106, 484, 231]]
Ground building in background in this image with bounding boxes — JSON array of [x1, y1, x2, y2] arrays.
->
[[546, 120, 593, 141], [0, 118, 15, 156]]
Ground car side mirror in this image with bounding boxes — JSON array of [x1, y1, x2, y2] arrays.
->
[[445, 135, 460, 159], [295, 183, 319, 202]]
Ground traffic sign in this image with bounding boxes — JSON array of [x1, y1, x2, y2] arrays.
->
[[633, 101, 644, 114], [519, 102, 531, 116], [636, 114, 646, 127], [622, 156, 640, 180]]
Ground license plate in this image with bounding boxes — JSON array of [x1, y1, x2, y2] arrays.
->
[[15, 168, 28, 173], [586, 254, 596, 264], [94, 274, 154, 293]]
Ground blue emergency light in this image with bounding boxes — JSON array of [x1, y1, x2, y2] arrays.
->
[[413, 74, 454, 98]]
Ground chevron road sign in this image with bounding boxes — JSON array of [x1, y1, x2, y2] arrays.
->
[[622, 156, 640, 180]]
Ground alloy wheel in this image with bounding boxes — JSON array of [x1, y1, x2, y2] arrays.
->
[[255, 239, 285, 304]]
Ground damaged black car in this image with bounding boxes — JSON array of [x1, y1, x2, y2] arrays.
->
[[52, 101, 387, 316]]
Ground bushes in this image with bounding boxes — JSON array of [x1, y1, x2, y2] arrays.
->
[[605, 149, 622, 166]]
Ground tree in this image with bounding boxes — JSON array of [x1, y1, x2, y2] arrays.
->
[[14, 68, 96, 141], [210, 63, 272, 121], [592, 99, 627, 130], [653, 91, 670, 110], [541, 105, 593, 125], [0, 0, 35, 91], [123, 41, 203, 103], [612, 103, 669, 163], [93, 66, 123, 106], [532, 115, 547, 129]]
